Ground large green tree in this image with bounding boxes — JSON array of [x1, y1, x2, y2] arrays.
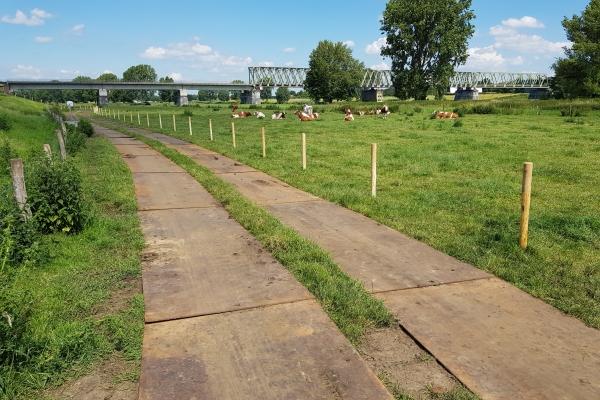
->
[[553, 0, 600, 98], [158, 76, 176, 103], [121, 64, 157, 102], [305, 41, 364, 103], [381, 0, 475, 100], [96, 72, 121, 101], [275, 87, 291, 104]]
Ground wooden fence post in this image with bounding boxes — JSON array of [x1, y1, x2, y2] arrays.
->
[[130, 112, 133, 123], [209, 119, 213, 141], [302, 133, 307, 170], [371, 143, 377, 198], [519, 162, 533, 249], [173, 114, 176, 132], [137, 112, 141, 125], [43, 144, 52, 159], [261, 127, 266, 158], [10, 159, 32, 220], [56, 129, 67, 160], [188, 116, 193, 135], [146, 113, 150, 127], [159, 114, 163, 129], [231, 122, 236, 148]]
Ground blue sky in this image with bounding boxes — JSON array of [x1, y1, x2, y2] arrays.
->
[[0, 0, 590, 82]]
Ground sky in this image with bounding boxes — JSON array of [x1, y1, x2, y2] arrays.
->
[[0, 0, 591, 82]]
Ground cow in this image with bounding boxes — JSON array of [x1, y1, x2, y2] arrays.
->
[[377, 104, 391, 119], [232, 111, 252, 118], [295, 111, 319, 121], [432, 111, 459, 119], [272, 112, 286, 120], [344, 108, 355, 122], [254, 111, 266, 119]]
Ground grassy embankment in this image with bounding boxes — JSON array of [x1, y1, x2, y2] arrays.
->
[[0, 94, 144, 399], [102, 98, 600, 329]]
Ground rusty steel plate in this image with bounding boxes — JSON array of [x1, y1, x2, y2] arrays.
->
[[379, 278, 600, 400], [139, 301, 393, 400]]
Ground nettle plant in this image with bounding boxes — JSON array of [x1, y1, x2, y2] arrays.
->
[[27, 157, 86, 234]]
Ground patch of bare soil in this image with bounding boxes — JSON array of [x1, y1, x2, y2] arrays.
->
[[45, 355, 138, 400], [93, 276, 142, 319], [358, 323, 460, 399]]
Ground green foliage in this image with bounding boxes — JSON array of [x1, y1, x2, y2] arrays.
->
[[276, 87, 291, 104], [65, 125, 87, 155], [182, 109, 194, 117], [0, 139, 15, 176], [27, 157, 86, 234], [560, 107, 583, 117], [158, 76, 177, 103], [381, 0, 475, 100], [305, 40, 365, 103], [0, 113, 11, 132], [0, 189, 41, 268], [453, 119, 464, 128], [120, 64, 158, 102], [453, 104, 497, 115], [553, 0, 600, 98], [78, 118, 94, 137]]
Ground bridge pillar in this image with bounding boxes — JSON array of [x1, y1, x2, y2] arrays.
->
[[176, 89, 189, 106], [97, 89, 109, 106], [361, 89, 384, 102], [454, 88, 480, 101], [240, 89, 261, 105]]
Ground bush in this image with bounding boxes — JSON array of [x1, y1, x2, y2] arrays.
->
[[0, 139, 16, 176], [182, 109, 194, 117], [0, 113, 11, 132], [65, 125, 86, 155], [560, 107, 583, 117], [471, 104, 497, 114], [453, 119, 464, 128], [413, 106, 423, 113], [0, 189, 41, 268], [27, 157, 86, 234], [78, 119, 94, 137]]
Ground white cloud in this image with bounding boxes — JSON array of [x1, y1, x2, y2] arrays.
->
[[140, 40, 253, 71], [370, 62, 390, 70], [490, 26, 568, 55], [343, 40, 355, 48], [283, 47, 296, 53], [1, 8, 52, 26], [11, 65, 42, 79], [168, 72, 183, 81], [366, 37, 386, 55], [59, 69, 81, 77], [34, 36, 53, 43], [284, 61, 294, 67], [502, 16, 544, 29], [259, 61, 274, 67], [71, 24, 85, 35]]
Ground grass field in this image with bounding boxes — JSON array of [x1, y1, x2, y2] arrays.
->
[[0, 94, 144, 399], [100, 98, 600, 329]]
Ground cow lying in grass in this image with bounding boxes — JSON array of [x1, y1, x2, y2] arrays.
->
[[377, 105, 391, 118], [432, 111, 459, 119], [272, 112, 286, 119], [344, 108, 355, 121], [254, 111, 266, 119], [295, 111, 320, 121], [232, 111, 252, 118]]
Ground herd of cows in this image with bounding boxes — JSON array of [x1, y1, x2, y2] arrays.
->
[[229, 103, 459, 121]]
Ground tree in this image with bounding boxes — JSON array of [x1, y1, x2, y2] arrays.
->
[[381, 0, 475, 100], [553, 0, 600, 98], [158, 76, 177, 103], [96, 72, 121, 102], [275, 87, 291, 103], [121, 64, 157, 102], [305, 40, 365, 103], [71, 76, 96, 103]]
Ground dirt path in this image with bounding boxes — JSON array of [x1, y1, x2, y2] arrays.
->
[[116, 124, 600, 400], [94, 125, 393, 400]]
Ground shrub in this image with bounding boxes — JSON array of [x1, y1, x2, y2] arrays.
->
[[453, 107, 468, 117], [0, 113, 11, 132], [413, 106, 423, 113], [471, 104, 497, 114], [0, 139, 16, 176], [453, 119, 464, 128], [65, 125, 86, 155], [27, 157, 86, 234], [560, 107, 583, 117], [182, 109, 194, 117], [0, 189, 41, 268], [78, 119, 94, 137]]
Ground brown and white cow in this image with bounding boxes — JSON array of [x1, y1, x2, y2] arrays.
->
[[432, 110, 459, 119]]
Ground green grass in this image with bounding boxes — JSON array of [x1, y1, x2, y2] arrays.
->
[[0, 95, 144, 399], [100, 98, 600, 329], [97, 119, 392, 343]]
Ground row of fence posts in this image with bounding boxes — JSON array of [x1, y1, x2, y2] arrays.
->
[[10, 112, 67, 220], [96, 108, 534, 249]]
